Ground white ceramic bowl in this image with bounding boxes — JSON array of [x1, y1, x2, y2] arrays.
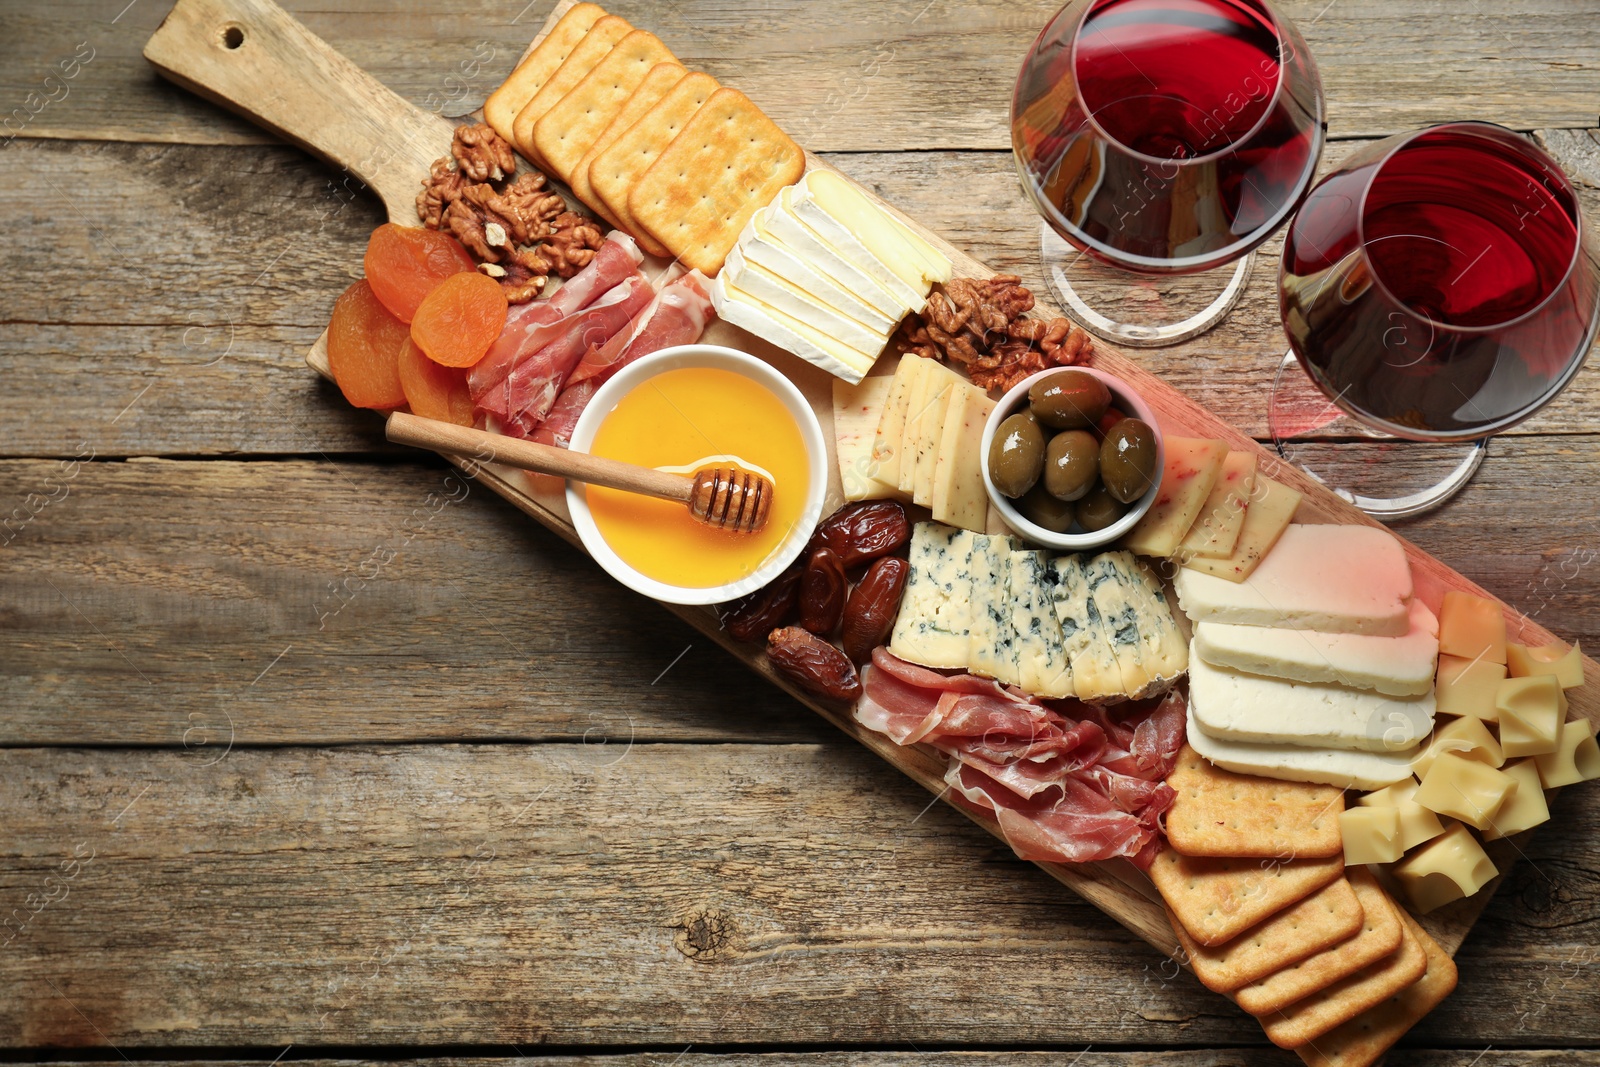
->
[[980, 366, 1164, 551], [566, 344, 827, 606]]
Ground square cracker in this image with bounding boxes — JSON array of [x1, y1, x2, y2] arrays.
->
[[1151, 849, 1345, 947], [1295, 909, 1458, 1067], [1235, 868, 1403, 1015], [483, 2, 605, 146], [1167, 745, 1344, 858], [511, 14, 633, 165], [570, 62, 685, 222], [589, 71, 721, 257], [532, 29, 678, 184], [627, 87, 805, 274], [1170, 876, 1365, 994], [1256, 904, 1429, 1050]]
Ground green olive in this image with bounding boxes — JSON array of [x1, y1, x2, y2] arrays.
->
[[1016, 484, 1076, 534], [1028, 369, 1111, 430], [1076, 485, 1129, 532], [988, 410, 1045, 498], [1042, 430, 1100, 502], [1100, 418, 1159, 504]]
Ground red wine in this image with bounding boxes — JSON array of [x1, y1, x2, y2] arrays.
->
[[1012, 0, 1323, 274], [1280, 124, 1599, 440]]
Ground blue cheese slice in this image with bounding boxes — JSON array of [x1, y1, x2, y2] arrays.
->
[[1008, 550, 1073, 698], [1085, 552, 1152, 697], [887, 522, 975, 669], [1049, 555, 1123, 703], [1105, 551, 1188, 694], [968, 534, 1019, 685]]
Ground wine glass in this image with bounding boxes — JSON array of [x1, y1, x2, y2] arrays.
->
[[1011, 0, 1325, 346], [1274, 122, 1600, 519]]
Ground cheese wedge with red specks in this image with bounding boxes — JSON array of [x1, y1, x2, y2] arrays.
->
[[832, 375, 907, 503], [1123, 436, 1229, 557], [1178, 449, 1258, 559], [1180, 474, 1302, 583]]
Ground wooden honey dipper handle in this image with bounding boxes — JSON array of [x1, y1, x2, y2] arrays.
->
[[385, 413, 773, 533]]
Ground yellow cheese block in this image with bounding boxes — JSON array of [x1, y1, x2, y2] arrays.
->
[[833, 375, 906, 503], [1358, 778, 1445, 851], [1411, 715, 1504, 779], [931, 384, 994, 532], [1176, 474, 1302, 583], [1122, 436, 1229, 558], [912, 384, 956, 508], [1434, 653, 1507, 720], [1496, 676, 1564, 758], [871, 355, 920, 489], [1340, 805, 1403, 865], [1533, 719, 1600, 787], [1393, 820, 1498, 914], [1438, 590, 1508, 664], [1177, 449, 1258, 561], [1507, 640, 1585, 688], [1482, 758, 1550, 840], [1415, 752, 1517, 831]]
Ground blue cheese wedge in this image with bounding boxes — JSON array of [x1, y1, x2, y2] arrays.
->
[[1104, 552, 1188, 694], [1085, 552, 1152, 697], [1186, 704, 1420, 790], [888, 522, 976, 669], [1008, 550, 1073, 699], [967, 534, 1019, 685], [1049, 555, 1123, 703]]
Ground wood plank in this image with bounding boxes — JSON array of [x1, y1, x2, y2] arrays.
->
[[5, 0, 1598, 150], [0, 744, 1595, 1048], [1, 448, 1596, 748], [3, 138, 1598, 459], [11, 1057, 1600, 1066]]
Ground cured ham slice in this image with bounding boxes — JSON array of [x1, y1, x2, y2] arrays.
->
[[468, 231, 644, 406], [856, 648, 1183, 870], [498, 274, 656, 437]]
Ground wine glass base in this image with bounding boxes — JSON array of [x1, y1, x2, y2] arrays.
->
[[1040, 223, 1253, 347], [1270, 349, 1489, 521]]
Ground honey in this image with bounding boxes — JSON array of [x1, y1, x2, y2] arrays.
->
[[585, 366, 810, 588]]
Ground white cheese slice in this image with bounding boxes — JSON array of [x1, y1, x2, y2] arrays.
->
[[1185, 704, 1421, 790], [778, 186, 927, 313], [931, 384, 994, 533], [799, 170, 953, 287], [1009, 550, 1073, 699], [968, 534, 1019, 685], [759, 197, 918, 317], [888, 523, 977, 669], [832, 376, 907, 503], [1049, 554, 1123, 703], [911, 384, 955, 509], [737, 212, 901, 331], [722, 246, 892, 357], [1189, 641, 1436, 752], [1195, 598, 1440, 696], [1173, 524, 1414, 636], [711, 277, 875, 384]]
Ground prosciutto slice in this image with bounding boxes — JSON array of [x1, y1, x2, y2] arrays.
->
[[468, 231, 644, 409], [856, 648, 1183, 870]]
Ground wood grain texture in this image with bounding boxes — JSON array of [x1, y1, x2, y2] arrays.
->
[[0, 745, 1595, 1047], [11, 1059, 1600, 1067], [5, 0, 1599, 150]]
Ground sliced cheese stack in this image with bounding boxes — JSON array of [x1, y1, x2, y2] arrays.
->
[[1177, 524, 1439, 790], [712, 171, 953, 383], [889, 521, 1187, 702]]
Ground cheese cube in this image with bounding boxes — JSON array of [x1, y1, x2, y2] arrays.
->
[[1008, 550, 1073, 698], [888, 523, 976, 669], [1415, 753, 1517, 831], [1123, 436, 1229, 558], [1496, 676, 1564, 758], [1357, 778, 1445, 850], [1183, 703, 1419, 790], [930, 384, 994, 533], [1176, 450, 1258, 561], [1173, 524, 1414, 636], [1411, 716, 1504, 779], [1507, 641, 1585, 688], [1534, 719, 1600, 788], [1438, 590, 1508, 664], [1393, 821, 1498, 914], [1483, 759, 1551, 841], [968, 534, 1019, 685], [833, 376, 907, 503], [1340, 806, 1403, 865], [1435, 653, 1508, 720], [1180, 474, 1302, 583]]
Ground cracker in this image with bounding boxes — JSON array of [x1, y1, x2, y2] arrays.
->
[[1167, 745, 1345, 858], [627, 87, 805, 274], [532, 29, 678, 184], [570, 62, 685, 221], [1234, 868, 1403, 1014], [1150, 849, 1345, 947], [1295, 909, 1458, 1067], [511, 14, 633, 165], [1170, 877, 1364, 994], [483, 2, 606, 146], [1255, 905, 1429, 1049], [589, 71, 720, 257]]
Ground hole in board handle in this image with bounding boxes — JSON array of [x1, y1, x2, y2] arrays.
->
[[221, 24, 245, 49]]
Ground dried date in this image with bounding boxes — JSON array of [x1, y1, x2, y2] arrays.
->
[[719, 565, 801, 643], [840, 556, 908, 664], [766, 626, 862, 702], [799, 548, 847, 635], [810, 501, 910, 568]]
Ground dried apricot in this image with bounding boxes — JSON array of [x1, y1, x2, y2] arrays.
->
[[363, 222, 475, 323], [410, 271, 508, 368], [397, 338, 474, 426], [327, 279, 408, 410]]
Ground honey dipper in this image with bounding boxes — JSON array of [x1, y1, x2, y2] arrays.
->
[[385, 412, 773, 534]]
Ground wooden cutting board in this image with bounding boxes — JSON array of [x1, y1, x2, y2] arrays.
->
[[145, 0, 1599, 963]]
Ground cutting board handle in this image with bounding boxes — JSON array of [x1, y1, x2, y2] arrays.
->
[[143, 0, 455, 223]]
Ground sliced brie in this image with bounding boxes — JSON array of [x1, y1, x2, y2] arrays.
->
[[722, 246, 891, 357], [799, 170, 953, 287], [711, 276, 873, 384], [759, 197, 919, 316], [778, 186, 927, 313], [739, 210, 902, 330]]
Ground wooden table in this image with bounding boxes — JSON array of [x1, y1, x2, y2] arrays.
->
[[3, 1, 1598, 1062]]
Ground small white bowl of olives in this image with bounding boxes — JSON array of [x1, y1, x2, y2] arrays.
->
[[980, 366, 1164, 550]]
